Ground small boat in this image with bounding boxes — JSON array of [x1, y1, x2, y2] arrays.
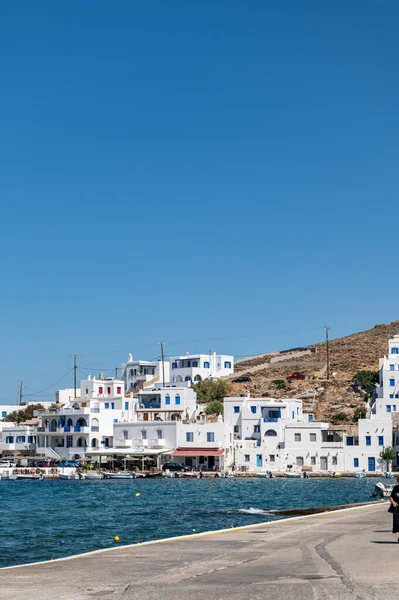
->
[[285, 472, 303, 478], [78, 471, 103, 480], [0, 468, 17, 480], [371, 481, 394, 498], [258, 471, 275, 478], [15, 473, 43, 480], [59, 473, 79, 480], [383, 472, 396, 479], [101, 471, 135, 479], [355, 471, 367, 478]]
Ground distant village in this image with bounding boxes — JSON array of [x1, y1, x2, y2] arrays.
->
[[1, 336, 399, 476]]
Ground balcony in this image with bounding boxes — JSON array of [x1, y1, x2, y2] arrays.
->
[[35, 407, 92, 417], [148, 438, 166, 448], [263, 418, 279, 423], [43, 426, 90, 434], [116, 439, 133, 448], [138, 403, 161, 410], [133, 438, 148, 447], [91, 426, 99, 432]]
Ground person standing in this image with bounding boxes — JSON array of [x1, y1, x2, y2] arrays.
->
[[389, 474, 399, 541]]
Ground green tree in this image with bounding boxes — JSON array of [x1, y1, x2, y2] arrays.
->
[[331, 412, 349, 422], [352, 371, 379, 395], [353, 407, 367, 420], [2, 404, 44, 424], [272, 379, 286, 390], [191, 379, 231, 403], [205, 400, 224, 416], [380, 446, 395, 473]]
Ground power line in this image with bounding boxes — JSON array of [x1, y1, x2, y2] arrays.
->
[[27, 368, 74, 396]]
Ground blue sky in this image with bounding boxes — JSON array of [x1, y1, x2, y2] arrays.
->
[[1, 1, 398, 403]]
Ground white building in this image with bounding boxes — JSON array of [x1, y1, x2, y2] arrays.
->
[[170, 351, 234, 383], [373, 333, 399, 417], [35, 377, 130, 460], [91, 384, 230, 471], [120, 354, 170, 391], [56, 389, 81, 404], [0, 401, 53, 421], [0, 423, 38, 456]]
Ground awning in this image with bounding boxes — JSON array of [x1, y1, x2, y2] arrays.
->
[[172, 449, 224, 457], [85, 448, 173, 457]]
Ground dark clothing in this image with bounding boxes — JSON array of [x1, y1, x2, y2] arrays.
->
[[390, 485, 399, 533]]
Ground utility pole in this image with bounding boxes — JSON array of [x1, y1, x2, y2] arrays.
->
[[156, 341, 167, 387], [17, 380, 27, 406], [69, 354, 80, 398], [325, 326, 330, 381], [115, 367, 119, 379]]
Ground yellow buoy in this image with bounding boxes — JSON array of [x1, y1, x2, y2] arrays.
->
[[135, 493, 140, 497], [114, 536, 120, 543]]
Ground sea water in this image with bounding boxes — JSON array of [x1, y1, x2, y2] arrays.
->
[[0, 477, 380, 568]]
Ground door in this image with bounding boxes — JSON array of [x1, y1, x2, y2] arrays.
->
[[320, 456, 328, 471], [208, 456, 215, 470], [368, 457, 376, 472], [256, 454, 262, 467]]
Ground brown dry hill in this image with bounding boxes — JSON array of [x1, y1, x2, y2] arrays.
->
[[226, 320, 399, 426]]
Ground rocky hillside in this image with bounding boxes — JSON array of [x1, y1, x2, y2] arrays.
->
[[227, 320, 399, 426]]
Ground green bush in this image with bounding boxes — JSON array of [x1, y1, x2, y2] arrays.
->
[[191, 379, 231, 403], [272, 379, 286, 390], [205, 400, 224, 416], [331, 412, 349, 422]]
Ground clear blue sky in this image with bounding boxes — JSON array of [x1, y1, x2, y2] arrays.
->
[[1, 1, 398, 403]]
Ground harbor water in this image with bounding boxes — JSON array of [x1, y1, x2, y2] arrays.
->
[[0, 477, 382, 568]]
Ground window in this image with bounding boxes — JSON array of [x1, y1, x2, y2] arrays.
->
[[396, 394, 399, 399], [107, 387, 111, 395], [390, 364, 395, 371], [141, 430, 147, 440], [265, 429, 277, 437], [392, 348, 399, 354], [66, 436, 73, 448], [125, 401, 129, 410], [175, 395, 181, 405], [292, 411, 295, 420], [234, 425, 239, 433], [365, 436, 371, 446], [346, 437, 354, 446], [309, 433, 316, 442], [203, 361, 210, 368], [311, 456, 316, 465], [294, 433, 301, 442], [99, 386, 103, 394], [251, 406, 256, 414], [1, 411, 6, 418], [156, 429, 163, 440], [296, 456, 304, 466], [16, 436, 26, 443], [244, 455, 250, 462], [5, 436, 13, 443], [234, 406, 240, 413], [354, 458, 359, 468], [269, 455, 275, 462], [224, 361, 232, 369], [253, 425, 260, 433], [186, 432, 194, 442], [332, 456, 337, 465], [123, 430, 129, 440], [387, 405, 392, 413], [28, 436, 33, 443], [85, 388, 89, 395], [130, 369, 134, 376], [207, 432, 215, 443], [111, 402, 115, 409], [165, 395, 170, 405], [104, 402, 109, 409], [308, 414, 314, 422], [117, 387, 121, 394], [390, 394, 394, 399], [390, 379, 395, 387], [192, 361, 198, 367], [113, 419, 118, 423], [378, 436, 384, 446], [394, 405, 397, 412], [104, 438, 109, 447]]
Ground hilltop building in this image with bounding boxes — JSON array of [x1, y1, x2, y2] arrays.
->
[[170, 352, 234, 383], [120, 354, 170, 391]]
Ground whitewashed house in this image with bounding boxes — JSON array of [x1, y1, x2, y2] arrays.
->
[[0, 423, 38, 456], [35, 377, 130, 460], [170, 352, 234, 383], [373, 334, 399, 417], [120, 354, 170, 391]]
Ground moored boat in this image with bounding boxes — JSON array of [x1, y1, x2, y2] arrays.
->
[[101, 471, 135, 479], [371, 481, 394, 498]]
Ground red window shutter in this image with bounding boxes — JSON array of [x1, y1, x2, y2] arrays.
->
[[99, 387, 103, 394], [107, 387, 111, 394], [117, 387, 121, 394]]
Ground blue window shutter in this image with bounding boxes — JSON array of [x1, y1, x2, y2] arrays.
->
[[354, 458, 359, 467], [394, 405, 397, 412], [390, 379, 395, 387], [125, 401, 129, 410], [387, 405, 392, 413]]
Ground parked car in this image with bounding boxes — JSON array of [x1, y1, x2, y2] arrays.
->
[[232, 376, 252, 383], [286, 372, 305, 380], [162, 462, 187, 472]]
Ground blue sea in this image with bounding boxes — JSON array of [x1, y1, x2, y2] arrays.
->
[[0, 477, 381, 568]]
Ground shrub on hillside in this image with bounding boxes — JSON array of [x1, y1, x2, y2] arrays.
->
[[205, 400, 224, 416], [191, 379, 231, 403]]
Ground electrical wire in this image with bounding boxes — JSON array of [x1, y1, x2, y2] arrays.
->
[[27, 368, 74, 396]]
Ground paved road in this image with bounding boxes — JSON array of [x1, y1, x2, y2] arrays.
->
[[1, 503, 397, 600]]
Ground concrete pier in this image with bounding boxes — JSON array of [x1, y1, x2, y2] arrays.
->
[[1, 503, 398, 600]]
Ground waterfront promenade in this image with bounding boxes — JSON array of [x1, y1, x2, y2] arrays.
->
[[1, 503, 397, 600]]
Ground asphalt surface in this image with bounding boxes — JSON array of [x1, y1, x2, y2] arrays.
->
[[0, 503, 397, 600]]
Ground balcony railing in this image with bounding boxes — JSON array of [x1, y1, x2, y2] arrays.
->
[[138, 404, 161, 410], [91, 408, 100, 413], [148, 438, 166, 447], [91, 426, 99, 432], [263, 418, 279, 422]]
